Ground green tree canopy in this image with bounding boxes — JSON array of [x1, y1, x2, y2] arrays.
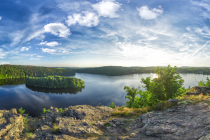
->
[[141, 65, 184, 103]]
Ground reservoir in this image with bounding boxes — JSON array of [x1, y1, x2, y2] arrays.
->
[[0, 73, 209, 117]]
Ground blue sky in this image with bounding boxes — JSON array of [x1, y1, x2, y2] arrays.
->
[[1, 0, 210, 67]]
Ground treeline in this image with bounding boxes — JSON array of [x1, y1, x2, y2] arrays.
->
[[0, 65, 75, 79], [74, 66, 210, 76], [74, 66, 158, 76], [25, 75, 85, 88], [176, 68, 210, 75]]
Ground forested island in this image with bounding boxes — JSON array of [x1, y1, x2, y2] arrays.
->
[[0, 64, 75, 79], [25, 75, 85, 88]]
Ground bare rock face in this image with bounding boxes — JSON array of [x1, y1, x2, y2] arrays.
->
[[3, 88, 210, 140], [186, 86, 210, 95], [132, 102, 210, 140], [0, 109, 24, 140]]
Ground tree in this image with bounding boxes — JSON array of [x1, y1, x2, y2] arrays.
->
[[124, 86, 138, 108], [141, 65, 184, 103]]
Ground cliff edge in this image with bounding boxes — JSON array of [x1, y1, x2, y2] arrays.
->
[[1, 86, 210, 140]]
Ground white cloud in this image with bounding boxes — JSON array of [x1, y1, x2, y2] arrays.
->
[[21, 47, 29, 51], [92, 0, 121, 18], [42, 48, 56, 54], [44, 23, 71, 38], [46, 41, 60, 47], [66, 11, 99, 27], [39, 41, 60, 47], [0, 16, 2, 20], [137, 5, 163, 20], [62, 56, 65, 58]]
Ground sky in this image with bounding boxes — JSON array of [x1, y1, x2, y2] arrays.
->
[[1, 0, 210, 67]]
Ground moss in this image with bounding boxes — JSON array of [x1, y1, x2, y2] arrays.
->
[[51, 123, 59, 133], [25, 132, 33, 138]]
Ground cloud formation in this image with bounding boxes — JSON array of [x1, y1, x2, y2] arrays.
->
[[66, 11, 99, 27], [0, 16, 2, 20], [44, 23, 70, 38], [42, 48, 56, 54], [137, 5, 163, 20], [92, 0, 121, 18], [39, 41, 60, 47], [21, 47, 29, 51]]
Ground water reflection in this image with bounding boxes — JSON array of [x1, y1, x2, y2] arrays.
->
[[26, 85, 84, 94], [0, 78, 25, 86]]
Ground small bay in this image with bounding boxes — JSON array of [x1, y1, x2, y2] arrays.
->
[[0, 73, 209, 117]]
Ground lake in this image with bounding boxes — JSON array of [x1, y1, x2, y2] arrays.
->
[[0, 73, 209, 117]]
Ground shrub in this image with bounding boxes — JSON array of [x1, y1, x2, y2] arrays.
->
[[58, 108, 64, 113], [18, 107, 25, 114], [42, 108, 50, 114], [109, 102, 116, 109]]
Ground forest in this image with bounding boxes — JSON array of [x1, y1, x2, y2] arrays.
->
[[74, 66, 158, 76], [0, 65, 75, 79], [25, 75, 85, 88], [74, 66, 210, 76], [1, 65, 210, 80], [176, 67, 210, 75]]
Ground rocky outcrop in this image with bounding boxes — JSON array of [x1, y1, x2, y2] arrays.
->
[[0, 109, 24, 140], [186, 86, 210, 95], [2, 86, 210, 139]]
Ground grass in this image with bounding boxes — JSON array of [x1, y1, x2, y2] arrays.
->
[[176, 93, 210, 102]]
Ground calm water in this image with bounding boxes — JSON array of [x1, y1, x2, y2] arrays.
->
[[0, 73, 209, 117]]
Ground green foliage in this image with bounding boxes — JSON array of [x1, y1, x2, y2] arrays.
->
[[124, 86, 138, 108], [141, 65, 184, 103], [198, 77, 210, 87], [18, 107, 25, 114], [109, 102, 116, 109], [123, 65, 185, 109], [74, 66, 158, 76], [25, 75, 85, 89], [198, 80, 206, 86], [42, 108, 50, 114], [0, 64, 75, 79], [131, 90, 153, 108], [58, 108, 65, 113]]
